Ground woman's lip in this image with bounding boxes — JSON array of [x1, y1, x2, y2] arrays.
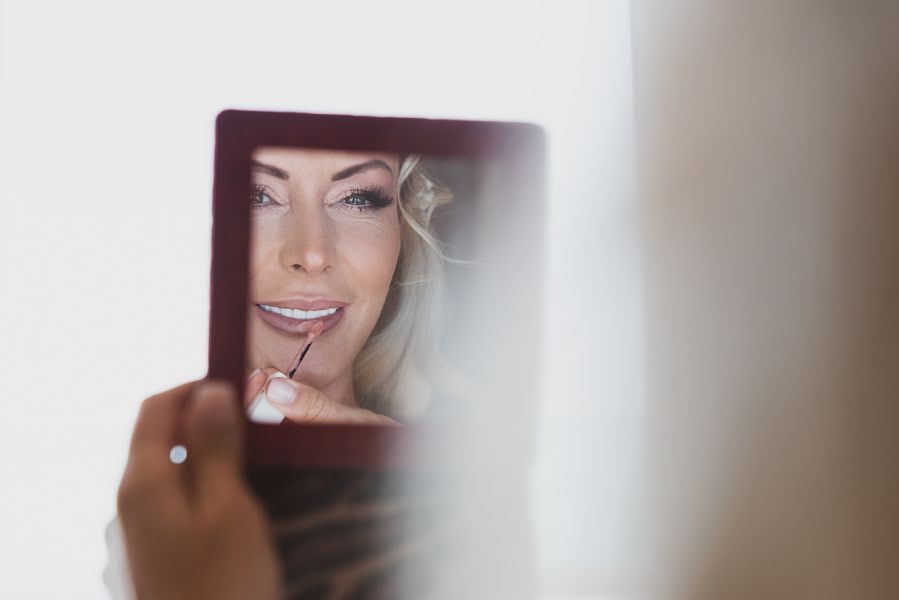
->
[[255, 298, 349, 311], [254, 304, 344, 337]]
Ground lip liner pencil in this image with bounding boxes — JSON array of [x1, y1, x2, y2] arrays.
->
[[288, 320, 324, 379]]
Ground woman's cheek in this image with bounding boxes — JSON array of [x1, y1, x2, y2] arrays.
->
[[249, 221, 284, 295], [339, 219, 401, 299]]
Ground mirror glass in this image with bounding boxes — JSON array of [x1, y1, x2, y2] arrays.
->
[[242, 146, 529, 427]]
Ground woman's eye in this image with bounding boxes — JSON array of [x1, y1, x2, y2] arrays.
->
[[250, 186, 277, 207], [343, 194, 369, 207], [338, 189, 394, 210]]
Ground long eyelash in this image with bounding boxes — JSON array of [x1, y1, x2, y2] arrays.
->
[[341, 186, 395, 211]]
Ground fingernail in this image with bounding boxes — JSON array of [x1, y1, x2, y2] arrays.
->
[[248, 368, 262, 379], [267, 378, 297, 405]]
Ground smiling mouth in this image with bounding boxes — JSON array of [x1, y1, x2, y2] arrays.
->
[[257, 304, 340, 320], [253, 303, 346, 337]]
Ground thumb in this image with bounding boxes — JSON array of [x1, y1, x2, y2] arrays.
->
[[185, 379, 243, 501], [265, 377, 337, 423]]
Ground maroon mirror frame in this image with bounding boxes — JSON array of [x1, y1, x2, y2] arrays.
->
[[209, 109, 545, 468]]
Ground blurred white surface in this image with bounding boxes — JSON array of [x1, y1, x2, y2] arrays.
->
[[0, 1, 640, 597]]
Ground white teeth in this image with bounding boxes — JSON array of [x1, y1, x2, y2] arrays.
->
[[259, 305, 339, 320]]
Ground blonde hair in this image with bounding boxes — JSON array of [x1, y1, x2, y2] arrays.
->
[[353, 155, 453, 420]]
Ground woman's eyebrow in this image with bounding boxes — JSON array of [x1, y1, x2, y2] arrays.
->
[[251, 160, 289, 180], [331, 160, 393, 181]]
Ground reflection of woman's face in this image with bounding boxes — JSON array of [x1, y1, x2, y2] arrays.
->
[[247, 148, 401, 404]]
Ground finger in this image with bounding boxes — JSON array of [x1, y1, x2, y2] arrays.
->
[[118, 381, 196, 517], [266, 378, 398, 425], [247, 370, 288, 423], [264, 377, 340, 423], [244, 368, 267, 408], [184, 379, 244, 505]]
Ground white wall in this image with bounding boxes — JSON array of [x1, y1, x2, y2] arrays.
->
[[0, 1, 641, 597]]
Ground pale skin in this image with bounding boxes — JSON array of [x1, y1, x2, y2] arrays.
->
[[245, 148, 402, 425]]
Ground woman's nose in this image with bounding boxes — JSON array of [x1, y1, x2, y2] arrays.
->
[[280, 209, 334, 274]]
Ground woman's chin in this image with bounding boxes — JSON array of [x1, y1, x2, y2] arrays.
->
[[291, 364, 340, 392]]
